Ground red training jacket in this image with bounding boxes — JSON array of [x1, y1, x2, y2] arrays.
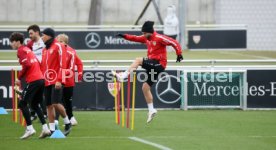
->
[[64, 45, 83, 87], [124, 31, 182, 68], [17, 45, 44, 83], [41, 39, 67, 86]]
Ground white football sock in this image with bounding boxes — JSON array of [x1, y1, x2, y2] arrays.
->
[[42, 124, 49, 131], [49, 123, 55, 131], [70, 116, 76, 121], [147, 103, 154, 112], [27, 125, 34, 131], [63, 116, 70, 124]]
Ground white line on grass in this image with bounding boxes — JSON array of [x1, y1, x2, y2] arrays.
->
[[249, 135, 276, 138], [128, 136, 172, 150], [219, 51, 272, 59]]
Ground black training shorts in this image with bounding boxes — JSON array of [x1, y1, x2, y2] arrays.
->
[[21, 79, 45, 108], [44, 85, 63, 106], [141, 58, 165, 86]]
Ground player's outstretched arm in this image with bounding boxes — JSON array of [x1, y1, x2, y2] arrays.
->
[[116, 33, 125, 38], [116, 33, 146, 44]]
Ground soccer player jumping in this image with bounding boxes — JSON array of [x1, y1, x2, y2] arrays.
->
[[114, 21, 183, 123]]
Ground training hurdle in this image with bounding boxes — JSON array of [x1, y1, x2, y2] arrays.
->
[[114, 72, 136, 130]]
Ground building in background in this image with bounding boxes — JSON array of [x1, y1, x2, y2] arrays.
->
[[0, 0, 275, 50]]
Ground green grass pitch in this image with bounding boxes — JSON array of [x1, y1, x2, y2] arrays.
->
[[0, 111, 276, 150]]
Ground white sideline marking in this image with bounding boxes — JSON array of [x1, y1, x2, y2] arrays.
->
[[220, 51, 272, 59], [128, 136, 172, 150]]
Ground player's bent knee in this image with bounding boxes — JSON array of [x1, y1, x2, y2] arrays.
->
[[47, 105, 54, 109], [52, 103, 59, 108], [135, 57, 143, 64]]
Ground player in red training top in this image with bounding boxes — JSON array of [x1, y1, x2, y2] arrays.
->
[[10, 32, 51, 139], [114, 21, 183, 123], [55, 33, 83, 126], [40, 28, 71, 136]]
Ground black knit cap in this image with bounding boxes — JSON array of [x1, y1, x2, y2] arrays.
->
[[42, 28, 55, 38], [141, 21, 154, 33]]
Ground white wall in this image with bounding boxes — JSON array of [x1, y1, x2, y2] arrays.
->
[[0, 0, 90, 23], [0, 0, 212, 24], [0, 0, 275, 50], [215, 0, 276, 50]]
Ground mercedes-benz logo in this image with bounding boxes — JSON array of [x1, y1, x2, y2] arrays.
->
[[155, 75, 181, 104], [85, 32, 101, 48]]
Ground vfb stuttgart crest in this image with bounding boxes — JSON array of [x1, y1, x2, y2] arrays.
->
[[193, 35, 201, 44], [107, 82, 121, 98]]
